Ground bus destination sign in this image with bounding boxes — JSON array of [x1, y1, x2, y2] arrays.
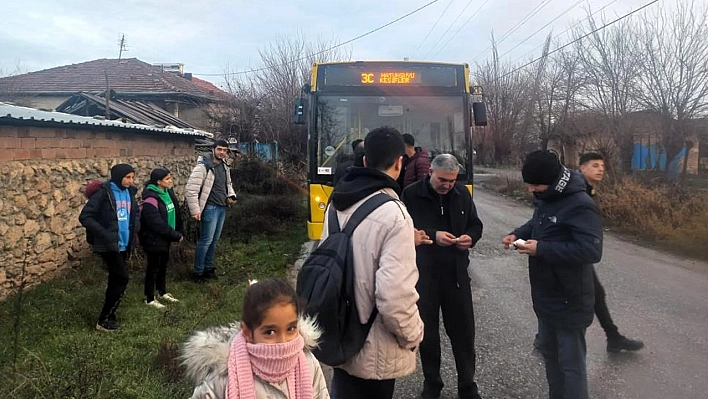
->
[[321, 64, 458, 89], [361, 71, 421, 85]]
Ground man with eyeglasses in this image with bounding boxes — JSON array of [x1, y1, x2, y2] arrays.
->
[[401, 154, 484, 399]]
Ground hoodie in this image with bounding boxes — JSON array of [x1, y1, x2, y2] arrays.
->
[[330, 167, 400, 211], [512, 167, 603, 328]]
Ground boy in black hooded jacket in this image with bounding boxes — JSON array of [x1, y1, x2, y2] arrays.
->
[[503, 150, 603, 399]]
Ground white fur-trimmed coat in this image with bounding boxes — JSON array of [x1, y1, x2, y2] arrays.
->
[[181, 316, 329, 399]]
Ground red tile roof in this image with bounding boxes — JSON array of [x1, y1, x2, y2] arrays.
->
[[0, 58, 230, 102]]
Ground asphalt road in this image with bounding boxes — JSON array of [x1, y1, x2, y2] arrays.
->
[[390, 187, 708, 399]]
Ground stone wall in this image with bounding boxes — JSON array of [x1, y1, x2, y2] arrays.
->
[[0, 124, 200, 300]]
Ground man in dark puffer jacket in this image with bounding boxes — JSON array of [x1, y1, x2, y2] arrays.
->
[[503, 150, 603, 399], [79, 163, 139, 331], [139, 168, 184, 309]]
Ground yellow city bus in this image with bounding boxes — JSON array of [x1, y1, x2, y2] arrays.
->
[[294, 61, 487, 240]]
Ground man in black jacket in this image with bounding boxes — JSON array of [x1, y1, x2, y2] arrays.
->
[[503, 150, 603, 399], [401, 154, 484, 399]]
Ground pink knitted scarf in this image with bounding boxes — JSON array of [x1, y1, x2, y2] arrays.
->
[[227, 331, 313, 399]]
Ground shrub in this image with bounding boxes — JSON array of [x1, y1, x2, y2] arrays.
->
[[222, 194, 307, 241], [231, 159, 301, 196], [598, 176, 708, 257]]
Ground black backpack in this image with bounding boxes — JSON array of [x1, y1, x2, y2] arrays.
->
[[296, 193, 395, 366]]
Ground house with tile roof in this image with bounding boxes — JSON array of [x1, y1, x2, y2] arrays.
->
[[0, 58, 232, 131]]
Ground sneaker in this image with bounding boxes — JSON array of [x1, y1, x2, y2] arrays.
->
[[145, 299, 166, 309], [607, 335, 644, 353], [158, 293, 179, 303], [204, 269, 218, 280], [96, 318, 120, 331], [193, 273, 207, 283]]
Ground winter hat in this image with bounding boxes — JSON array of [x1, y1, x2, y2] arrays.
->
[[110, 163, 135, 188], [522, 150, 561, 185], [149, 168, 170, 185]]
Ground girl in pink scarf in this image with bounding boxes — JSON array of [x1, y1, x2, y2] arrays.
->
[[183, 279, 329, 399]]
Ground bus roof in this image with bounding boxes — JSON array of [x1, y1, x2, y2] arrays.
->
[[312, 60, 469, 68]]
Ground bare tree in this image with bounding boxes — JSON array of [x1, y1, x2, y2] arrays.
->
[[635, 0, 708, 178], [221, 34, 351, 164], [475, 36, 534, 166], [572, 13, 642, 171]]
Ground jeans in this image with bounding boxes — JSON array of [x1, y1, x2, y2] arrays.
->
[[193, 204, 226, 275], [99, 251, 129, 321], [331, 368, 395, 399], [538, 319, 588, 399]]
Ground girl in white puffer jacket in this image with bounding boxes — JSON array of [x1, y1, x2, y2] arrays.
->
[[182, 279, 329, 399]]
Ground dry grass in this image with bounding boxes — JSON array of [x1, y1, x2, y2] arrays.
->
[[598, 176, 708, 259], [482, 172, 708, 260]]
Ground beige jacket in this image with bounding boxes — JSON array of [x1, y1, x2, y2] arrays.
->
[[321, 188, 424, 380], [185, 153, 237, 216], [181, 316, 329, 399]]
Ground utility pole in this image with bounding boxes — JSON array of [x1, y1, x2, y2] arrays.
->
[[118, 34, 128, 60]]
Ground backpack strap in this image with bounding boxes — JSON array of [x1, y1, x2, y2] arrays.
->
[[342, 193, 395, 236], [143, 197, 159, 209], [327, 205, 341, 234]]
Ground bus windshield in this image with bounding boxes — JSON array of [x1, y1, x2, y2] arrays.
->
[[315, 95, 468, 175]]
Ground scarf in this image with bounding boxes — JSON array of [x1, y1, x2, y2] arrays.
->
[[147, 184, 176, 229], [227, 331, 312, 399]]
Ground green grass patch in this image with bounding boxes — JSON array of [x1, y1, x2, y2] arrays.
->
[[0, 206, 308, 399]]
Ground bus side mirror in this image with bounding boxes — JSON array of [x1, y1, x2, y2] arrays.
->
[[293, 98, 308, 125], [472, 102, 487, 126]]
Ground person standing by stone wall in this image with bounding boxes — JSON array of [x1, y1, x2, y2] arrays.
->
[[139, 168, 184, 309], [185, 140, 237, 283], [79, 163, 139, 331]]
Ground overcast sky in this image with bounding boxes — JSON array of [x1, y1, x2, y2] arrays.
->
[[0, 0, 679, 87]]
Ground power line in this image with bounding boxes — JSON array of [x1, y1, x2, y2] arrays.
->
[[499, 0, 554, 44], [479, 0, 554, 60], [510, 0, 621, 64], [192, 0, 441, 78], [431, 0, 491, 58], [499, 0, 584, 59], [501, 0, 662, 79], [416, 0, 454, 52], [424, 0, 476, 58]]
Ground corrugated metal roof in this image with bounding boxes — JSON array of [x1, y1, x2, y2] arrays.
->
[[0, 102, 213, 138]]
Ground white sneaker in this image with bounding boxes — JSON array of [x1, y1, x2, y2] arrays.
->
[[158, 293, 180, 303], [145, 299, 166, 309]]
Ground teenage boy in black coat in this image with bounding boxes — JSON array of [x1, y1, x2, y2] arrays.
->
[[503, 150, 603, 399], [401, 154, 484, 399], [578, 152, 644, 352]]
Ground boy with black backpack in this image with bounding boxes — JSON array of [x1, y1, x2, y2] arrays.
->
[[298, 127, 423, 399]]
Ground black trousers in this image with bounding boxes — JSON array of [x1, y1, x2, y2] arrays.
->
[[417, 264, 479, 399], [98, 251, 129, 321], [331, 368, 395, 399], [144, 251, 169, 302], [593, 267, 620, 338]]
